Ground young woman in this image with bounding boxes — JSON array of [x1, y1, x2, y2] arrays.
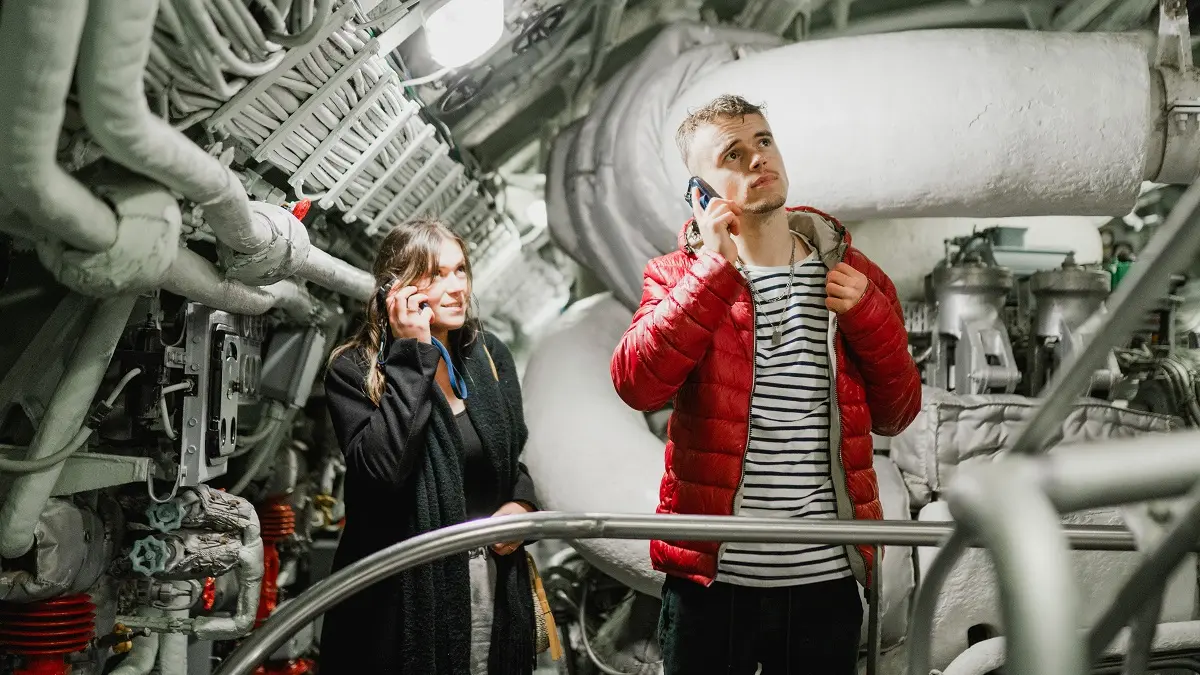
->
[[318, 218, 539, 675]]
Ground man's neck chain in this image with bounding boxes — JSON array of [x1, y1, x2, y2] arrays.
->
[[736, 234, 797, 347]]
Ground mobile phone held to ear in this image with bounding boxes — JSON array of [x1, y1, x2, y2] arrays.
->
[[376, 279, 432, 315], [684, 176, 721, 211]]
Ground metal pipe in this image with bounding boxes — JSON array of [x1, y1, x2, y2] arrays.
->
[[213, 513, 1188, 675], [865, 545, 881, 675], [157, 610, 189, 675], [1087, 479, 1200, 662], [0, 0, 119, 253], [1038, 430, 1200, 512], [907, 528, 969, 675], [1119, 592, 1162, 675], [295, 246, 373, 302], [945, 466, 1084, 675], [1011, 177, 1200, 454], [110, 608, 163, 675], [161, 248, 316, 321], [77, 0, 274, 255], [0, 294, 138, 558]]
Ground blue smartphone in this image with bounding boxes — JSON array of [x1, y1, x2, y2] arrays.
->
[[684, 176, 721, 211]]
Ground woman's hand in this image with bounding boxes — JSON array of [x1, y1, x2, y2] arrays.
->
[[387, 285, 434, 343], [490, 501, 536, 555]]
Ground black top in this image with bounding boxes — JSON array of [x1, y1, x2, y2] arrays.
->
[[456, 409, 491, 519]]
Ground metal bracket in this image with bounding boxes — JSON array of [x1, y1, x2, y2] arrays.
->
[[1155, 0, 1192, 71]]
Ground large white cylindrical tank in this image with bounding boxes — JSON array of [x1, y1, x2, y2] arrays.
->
[[662, 29, 1154, 220], [846, 216, 1107, 300]]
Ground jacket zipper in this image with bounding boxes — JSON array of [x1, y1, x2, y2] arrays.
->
[[716, 283, 755, 580], [827, 250, 868, 586]]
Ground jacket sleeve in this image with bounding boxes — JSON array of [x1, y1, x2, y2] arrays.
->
[[838, 255, 922, 436], [324, 339, 441, 486], [611, 249, 746, 412], [485, 333, 540, 511]]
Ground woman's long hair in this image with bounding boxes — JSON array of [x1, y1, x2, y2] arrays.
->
[[329, 217, 479, 405]]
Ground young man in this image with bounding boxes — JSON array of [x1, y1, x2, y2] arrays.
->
[[610, 94, 921, 674]]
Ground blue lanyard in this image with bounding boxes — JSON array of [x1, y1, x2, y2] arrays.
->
[[430, 336, 469, 400], [375, 307, 468, 399]]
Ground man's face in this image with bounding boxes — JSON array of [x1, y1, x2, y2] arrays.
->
[[688, 113, 788, 215]]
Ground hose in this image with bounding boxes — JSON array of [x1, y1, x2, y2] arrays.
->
[[0, 368, 141, 473]]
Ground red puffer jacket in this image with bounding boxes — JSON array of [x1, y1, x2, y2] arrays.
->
[[610, 207, 921, 588]]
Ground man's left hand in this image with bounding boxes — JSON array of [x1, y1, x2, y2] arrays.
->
[[826, 263, 869, 315], [490, 501, 536, 555]]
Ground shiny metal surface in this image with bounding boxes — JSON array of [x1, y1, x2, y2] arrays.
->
[[213, 512, 1198, 675], [1012, 176, 1200, 455]]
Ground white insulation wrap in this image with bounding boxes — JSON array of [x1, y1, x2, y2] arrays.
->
[[663, 29, 1154, 221], [521, 293, 663, 597], [547, 24, 1158, 309]]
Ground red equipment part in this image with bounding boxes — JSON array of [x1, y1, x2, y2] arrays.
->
[[255, 501, 296, 627], [0, 594, 96, 675], [253, 657, 316, 675]]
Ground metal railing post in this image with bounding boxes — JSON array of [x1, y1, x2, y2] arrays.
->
[[866, 544, 881, 675], [945, 463, 1084, 675]]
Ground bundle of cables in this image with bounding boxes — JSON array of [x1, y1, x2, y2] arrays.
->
[[208, 17, 509, 256], [145, 0, 335, 127]]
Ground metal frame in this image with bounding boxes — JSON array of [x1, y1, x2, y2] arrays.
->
[[213, 496, 1200, 675]]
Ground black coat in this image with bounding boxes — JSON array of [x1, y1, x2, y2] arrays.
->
[[318, 331, 537, 674]]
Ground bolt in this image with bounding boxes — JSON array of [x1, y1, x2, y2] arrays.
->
[[192, 336, 200, 344], [186, 445, 197, 455], [189, 364, 199, 372], [187, 418, 197, 427]]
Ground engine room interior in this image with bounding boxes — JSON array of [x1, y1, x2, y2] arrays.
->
[[4, 0, 1200, 674]]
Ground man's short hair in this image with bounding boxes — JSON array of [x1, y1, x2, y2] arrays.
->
[[675, 94, 766, 169]]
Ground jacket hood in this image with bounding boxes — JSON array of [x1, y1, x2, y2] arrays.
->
[[678, 206, 851, 270]]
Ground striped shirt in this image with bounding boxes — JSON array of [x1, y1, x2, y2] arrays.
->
[[716, 247, 852, 587]]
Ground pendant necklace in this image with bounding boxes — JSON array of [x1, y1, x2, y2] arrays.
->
[[737, 235, 797, 346]]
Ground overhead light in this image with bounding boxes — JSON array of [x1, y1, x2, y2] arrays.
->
[[425, 0, 505, 69], [526, 199, 548, 229]]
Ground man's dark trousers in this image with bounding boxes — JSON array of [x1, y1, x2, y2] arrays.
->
[[658, 574, 863, 674]]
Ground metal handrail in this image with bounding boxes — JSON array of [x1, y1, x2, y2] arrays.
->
[[213, 511, 1200, 675]]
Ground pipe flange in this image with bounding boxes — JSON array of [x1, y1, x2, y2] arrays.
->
[[35, 181, 182, 296], [218, 202, 311, 285]]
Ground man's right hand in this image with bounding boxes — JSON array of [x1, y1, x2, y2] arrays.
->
[[387, 285, 434, 343], [692, 187, 740, 264]]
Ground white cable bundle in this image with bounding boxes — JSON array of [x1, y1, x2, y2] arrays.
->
[[212, 19, 505, 249], [145, 0, 524, 282], [145, 0, 333, 127]]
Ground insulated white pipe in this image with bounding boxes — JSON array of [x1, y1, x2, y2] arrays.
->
[[162, 249, 318, 321], [0, 0, 119, 253], [547, 25, 1181, 308], [661, 29, 1155, 220], [0, 294, 138, 558], [111, 609, 163, 675], [77, 0, 274, 255]]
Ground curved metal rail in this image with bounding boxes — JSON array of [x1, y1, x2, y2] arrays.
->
[[215, 501, 1200, 675]]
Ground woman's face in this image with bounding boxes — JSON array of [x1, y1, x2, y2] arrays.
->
[[417, 236, 470, 332]]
